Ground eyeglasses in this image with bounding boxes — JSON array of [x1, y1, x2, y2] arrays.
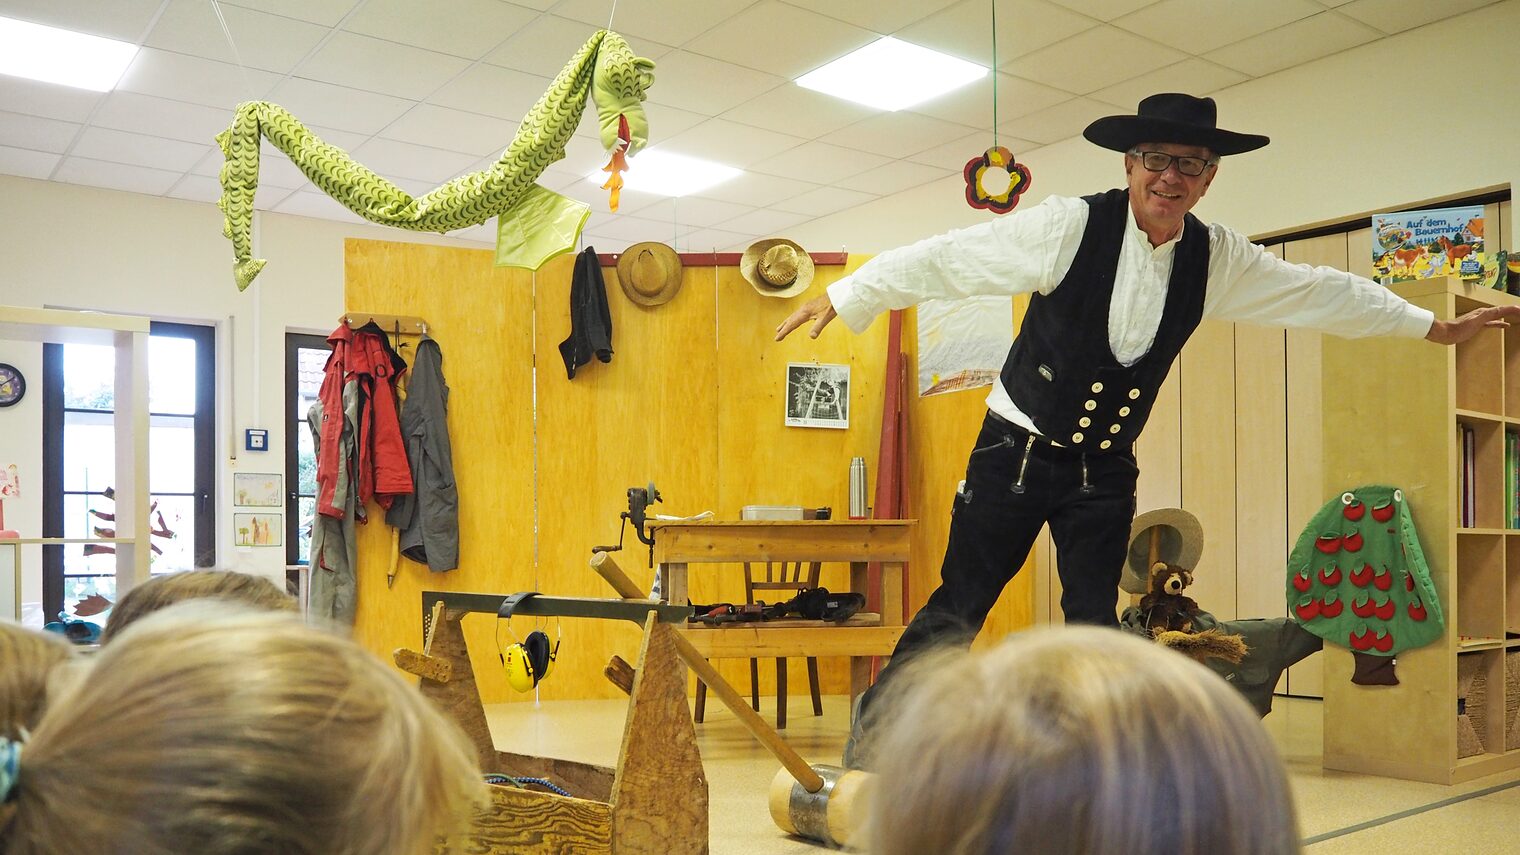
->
[[1130, 149, 1216, 177]]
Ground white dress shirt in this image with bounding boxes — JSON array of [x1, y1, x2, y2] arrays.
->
[[826, 194, 1435, 435]]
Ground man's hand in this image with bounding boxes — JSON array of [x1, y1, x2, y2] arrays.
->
[[775, 295, 837, 341], [1425, 304, 1520, 345]]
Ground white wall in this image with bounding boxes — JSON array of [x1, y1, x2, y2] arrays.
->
[[0, 174, 484, 611], [790, 0, 1520, 254]]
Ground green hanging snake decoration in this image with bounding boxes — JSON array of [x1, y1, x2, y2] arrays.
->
[[216, 29, 654, 290]]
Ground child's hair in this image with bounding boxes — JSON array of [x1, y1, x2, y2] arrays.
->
[[0, 622, 74, 739], [865, 626, 1301, 855], [0, 603, 485, 854], [101, 569, 295, 643]]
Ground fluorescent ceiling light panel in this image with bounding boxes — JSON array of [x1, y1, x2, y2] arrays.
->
[[586, 150, 741, 197], [0, 15, 138, 92], [797, 37, 987, 112]]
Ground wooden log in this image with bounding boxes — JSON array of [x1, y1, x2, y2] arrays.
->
[[393, 647, 452, 682], [591, 551, 824, 793], [605, 655, 635, 695]]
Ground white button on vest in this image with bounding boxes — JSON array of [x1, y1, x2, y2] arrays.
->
[[1128, 388, 1141, 400], [1110, 424, 1121, 434], [1072, 432, 1084, 443], [1084, 400, 1097, 411], [1119, 406, 1131, 417], [1079, 417, 1091, 428], [1091, 382, 1103, 393], [1100, 440, 1112, 449]]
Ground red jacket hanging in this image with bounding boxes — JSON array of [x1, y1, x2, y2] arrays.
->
[[316, 322, 413, 518]]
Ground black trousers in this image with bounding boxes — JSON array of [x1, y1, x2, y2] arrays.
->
[[864, 410, 1138, 713]]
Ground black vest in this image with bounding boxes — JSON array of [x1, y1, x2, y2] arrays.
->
[[999, 188, 1208, 453]]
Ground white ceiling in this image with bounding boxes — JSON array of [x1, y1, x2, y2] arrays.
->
[[0, 0, 1503, 252]]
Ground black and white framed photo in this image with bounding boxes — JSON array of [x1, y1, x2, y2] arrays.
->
[[785, 362, 850, 429]]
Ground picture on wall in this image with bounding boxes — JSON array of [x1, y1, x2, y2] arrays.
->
[[786, 362, 850, 429], [234, 513, 282, 547], [233, 472, 283, 507]]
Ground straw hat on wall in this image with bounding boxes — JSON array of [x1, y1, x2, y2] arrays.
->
[[617, 242, 683, 306], [740, 238, 814, 298]]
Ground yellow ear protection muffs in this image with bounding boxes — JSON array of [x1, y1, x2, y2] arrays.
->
[[497, 592, 561, 693]]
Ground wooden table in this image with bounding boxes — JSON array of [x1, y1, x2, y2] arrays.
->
[[651, 519, 912, 699]]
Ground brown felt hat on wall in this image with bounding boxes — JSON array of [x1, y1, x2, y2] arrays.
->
[[740, 238, 814, 299], [1123, 507, 1205, 594], [617, 242, 683, 306]]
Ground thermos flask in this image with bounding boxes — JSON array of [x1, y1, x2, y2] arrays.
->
[[849, 456, 868, 519]]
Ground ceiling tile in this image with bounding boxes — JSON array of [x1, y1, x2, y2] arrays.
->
[[897, 0, 1099, 65], [657, 118, 805, 168], [712, 206, 813, 235], [635, 196, 754, 229], [379, 105, 519, 159], [165, 174, 294, 210], [503, 0, 559, 12], [144, 0, 329, 74], [750, 140, 892, 184], [689, 172, 822, 208], [0, 77, 103, 122], [295, 31, 471, 101], [1041, 0, 1160, 21], [1202, 12, 1381, 76], [273, 189, 369, 223], [1089, 58, 1249, 109], [71, 126, 213, 172], [719, 84, 877, 139], [678, 226, 754, 252], [92, 93, 235, 145], [999, 96, 1115, 145], [429, 64, 554, 122], [687, 1, 877, 78], [820, 112, 978, 158], [0, 111, 80, 153], [580, 214, 696, 243], [831, 160, 949, 197], [638, 101, 712, 144], [486, 15, 673, 78], [268, 77, 416, 135], [1005, 26, 1185, 93], [771, 184, 880, 216], [117, 48, 282, 108], [0, 0, 166, 41], [343, 0, 537, 60], [0, 143, 59, 179], [551, 0, 755, 47], [1113, 0, 1323, 54], [53, 157, 182, 195], [906, 131, 1041, 172], [783, 0, 963, 35], [907, 73, 1072, 129], [221, 0, 362, 28], [641, 51, 787, 117], [553, 176, 665, 218], [1333, 0, 1496, 35], [348, 138, 480, 184]]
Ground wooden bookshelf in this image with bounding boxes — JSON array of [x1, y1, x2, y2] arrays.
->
[[1320, 277, 1520, 784]]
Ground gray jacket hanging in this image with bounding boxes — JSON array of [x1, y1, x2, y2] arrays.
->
[[385, 335, 459, 572]]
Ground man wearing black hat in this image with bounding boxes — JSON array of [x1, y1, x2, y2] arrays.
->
[[775, 93, 1519, 765]]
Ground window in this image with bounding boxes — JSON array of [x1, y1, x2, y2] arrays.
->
[[285, 333, 330, 565], [42, 322, 215, 618]]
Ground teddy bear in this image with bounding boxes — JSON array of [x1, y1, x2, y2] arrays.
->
[[1139, 561, 1247, 665]]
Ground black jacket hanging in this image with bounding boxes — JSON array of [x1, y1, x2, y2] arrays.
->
[[559, 246, 613, 379]]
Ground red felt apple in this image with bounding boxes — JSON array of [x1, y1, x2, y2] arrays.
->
[[1404, 573, 1415, 592], [1295, 598, 1321, 621], [1350, 628, 1375, 650], [1371, 501, 1395, 522], [1374, 597, 1396, 621], [1318, 565, 1342, 586], [1343, 532, 1364, 552], [1372, 568, 1392, 591], [1408, 599, 1427, 621], [1293, 571, 1313, 593], [1372, 630, 1394, 653], [1316, 534, 1343, 554], [1343, 501, 1365, 521], [1351, 564, 1375, 587], [1320, 596, 1344, 618], [1351, 593, 1377, 618]]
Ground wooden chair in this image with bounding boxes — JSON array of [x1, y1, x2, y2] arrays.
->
[[693, 560, 823, 729]]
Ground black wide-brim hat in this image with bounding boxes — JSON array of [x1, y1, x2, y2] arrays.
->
[[1083, 93, 1269, 156]]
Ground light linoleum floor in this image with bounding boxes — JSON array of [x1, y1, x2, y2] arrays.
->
[[485, 694, 1520, 853]]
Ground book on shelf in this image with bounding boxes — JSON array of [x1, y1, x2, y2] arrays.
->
[[1372, 205, 1484, 285]]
